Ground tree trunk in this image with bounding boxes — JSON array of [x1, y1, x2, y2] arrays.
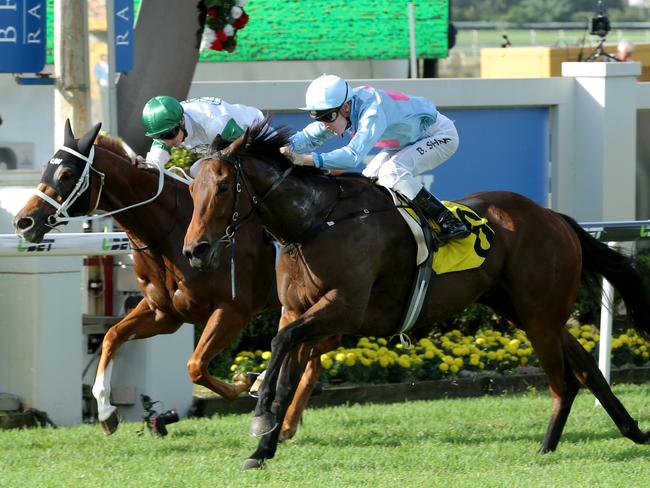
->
[[117, 0, 202, 155], [54, 0, 91, 147]]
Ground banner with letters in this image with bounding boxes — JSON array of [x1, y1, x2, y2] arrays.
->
[[114, 0, 134, 73], [0, 0, 46, 73]]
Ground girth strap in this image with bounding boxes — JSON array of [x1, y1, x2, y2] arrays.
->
[[392, 207, 435, 342], [280, 205, 402, 253]]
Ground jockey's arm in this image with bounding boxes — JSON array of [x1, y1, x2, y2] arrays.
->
[[280, 146, 314, 166], [144, 140, 171, 168]]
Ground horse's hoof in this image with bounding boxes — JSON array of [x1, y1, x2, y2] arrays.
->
[[233, 371, 259, 387], [100, 409, 120, 435], [244, 371, 260, 384], [241, 458, 265, 470], [250, 413, 278, 437], [249, 370, 266, 397], [279, 426, 296, 443]]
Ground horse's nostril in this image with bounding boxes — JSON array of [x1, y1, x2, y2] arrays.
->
[[183, 242, 210, 261], [183, 248, 193, 260], [15, 217, 34, 231], [193, 242, 210, 259]]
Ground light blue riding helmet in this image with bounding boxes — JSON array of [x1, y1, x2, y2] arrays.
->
[[300, 74, 352, 111]]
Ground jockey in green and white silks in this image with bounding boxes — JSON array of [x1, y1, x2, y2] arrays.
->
[[285, 74, 469, 242], [142, 96, 263, 176]]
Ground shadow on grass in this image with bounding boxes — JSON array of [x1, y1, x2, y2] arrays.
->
[[600, 444, 650, 462], [295, 425, 643, 451], [437, 427, 623, 446]]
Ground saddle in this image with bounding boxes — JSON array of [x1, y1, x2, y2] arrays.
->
[[386, 188, 495, 339], [388, 189, 495, 273]]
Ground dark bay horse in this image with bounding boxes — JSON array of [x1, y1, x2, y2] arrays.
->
[[12, 121, 319, 438], [183, 119, 650, 469]]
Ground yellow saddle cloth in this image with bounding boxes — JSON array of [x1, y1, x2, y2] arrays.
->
[[402, 199, 495, 275]]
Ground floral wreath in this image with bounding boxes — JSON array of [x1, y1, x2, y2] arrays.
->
[[199, 0, 249, 53]]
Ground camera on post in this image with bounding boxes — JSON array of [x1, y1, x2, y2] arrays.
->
[[138, 394, 179, 437], [588, 0, 611, 38], [585, 1, 617, 62]]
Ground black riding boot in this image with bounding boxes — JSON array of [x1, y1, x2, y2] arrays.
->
[[412, 188, 470, 241]]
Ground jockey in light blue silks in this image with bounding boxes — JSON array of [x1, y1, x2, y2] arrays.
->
[[284, 74, 469, 242], [141, 96, 263, 177]]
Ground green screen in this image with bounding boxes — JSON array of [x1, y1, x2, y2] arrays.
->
[[45, 1, 448, 65], [201, 0, 449, 62]]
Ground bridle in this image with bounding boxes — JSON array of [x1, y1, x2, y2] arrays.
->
[[33, 144, 168, 227], [210, 152, 294, 246], [200, 151, 293, 299], [34, 145, 103, 226]]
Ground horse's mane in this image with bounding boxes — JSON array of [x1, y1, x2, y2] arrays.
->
[[96, 134, 131, 161], [239, 115, 295, 169], [247, 116, 291, 152]]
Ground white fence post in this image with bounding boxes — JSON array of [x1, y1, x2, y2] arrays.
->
[[598, 244, 616, 385]]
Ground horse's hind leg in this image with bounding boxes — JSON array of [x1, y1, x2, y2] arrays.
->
[[92, 299, 182, 434], [563, 330, 650, 444], [523, 325, 581, 453]]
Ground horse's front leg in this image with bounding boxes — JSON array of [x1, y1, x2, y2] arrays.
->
[[186, 305, 254, 400], [280, 335, 342, 441], [245, 292, 354, 468], [92, 300, 182, 434], [243, 346, 309, 469]]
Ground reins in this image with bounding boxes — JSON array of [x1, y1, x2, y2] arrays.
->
[[219, 153, 410, 249], [210, 150, 410, 299], [128, 176, 183, 252], [219, 152, 295, 240]]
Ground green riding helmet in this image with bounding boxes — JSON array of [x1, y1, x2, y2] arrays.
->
[[142, 96, 184, 138]]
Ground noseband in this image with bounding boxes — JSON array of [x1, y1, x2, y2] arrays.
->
[[33, 145, 104, 226]]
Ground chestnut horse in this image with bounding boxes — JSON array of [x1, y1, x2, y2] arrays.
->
[[12, 121, 320, 438], [183, 119, 650, 469]]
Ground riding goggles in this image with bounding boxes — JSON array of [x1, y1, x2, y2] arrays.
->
[[309, 107, 341, 123]]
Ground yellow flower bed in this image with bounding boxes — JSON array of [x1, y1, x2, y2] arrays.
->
[[229, 326, 650, 385]]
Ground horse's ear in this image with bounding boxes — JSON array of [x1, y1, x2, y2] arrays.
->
[[224, 130, 249, 156], [243, 127, 252, 149], [209, 134, 228, 153], [77, 122, 102, 156], [64, 119, 75, 147]]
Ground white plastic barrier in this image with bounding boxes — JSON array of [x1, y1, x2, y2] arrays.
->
[[0, 231, 193, 426], [0, 232, 130, 257]]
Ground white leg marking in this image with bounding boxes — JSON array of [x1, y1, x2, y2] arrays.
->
[[92, 360, 117, 421]]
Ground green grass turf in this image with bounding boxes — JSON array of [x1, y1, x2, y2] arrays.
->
[[2, 383, 650, 487]]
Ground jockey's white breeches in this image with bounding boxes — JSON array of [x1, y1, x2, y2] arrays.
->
[[362, 113, 459, 200]]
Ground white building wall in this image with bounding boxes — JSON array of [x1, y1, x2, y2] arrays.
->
[[193, 59, 409, 82], [0, 71, 55, 170]]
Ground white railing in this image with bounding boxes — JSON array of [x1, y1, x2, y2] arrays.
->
[[0, 232, 130, 257]]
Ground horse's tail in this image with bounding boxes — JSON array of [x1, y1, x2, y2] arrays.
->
[[559, 212, 650, 336]]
